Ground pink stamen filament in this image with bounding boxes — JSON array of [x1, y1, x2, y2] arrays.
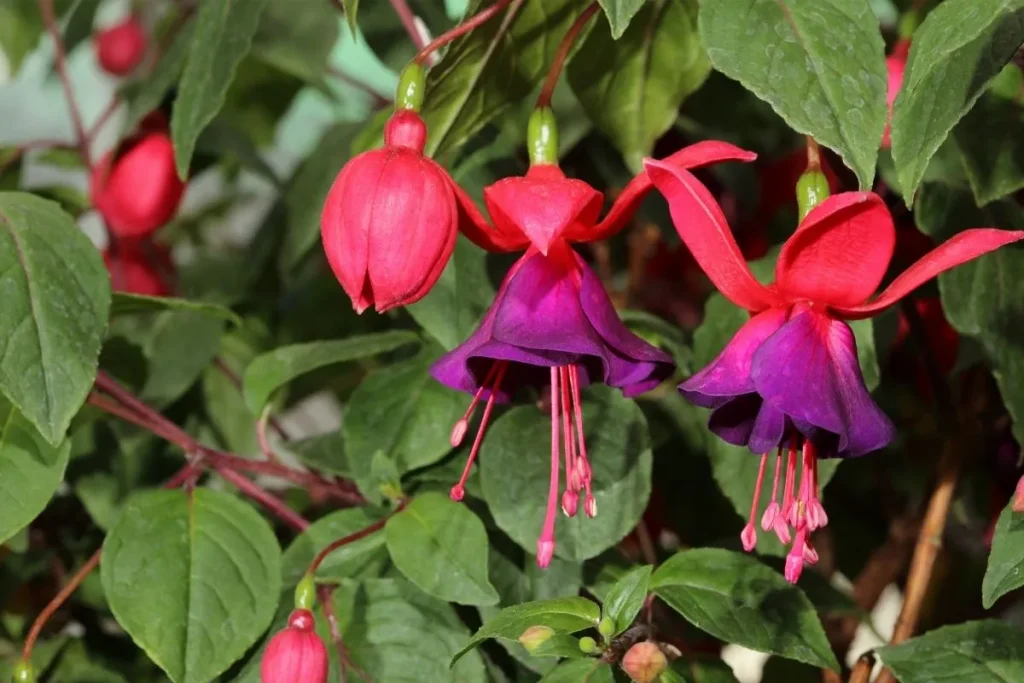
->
[[742, 453, 770, 551], [450, 362, 503, 447], [537, 366, 561, 567], [449, 362, 507, 502], [568, 366, 592, 491], [760, 449, 784, 531], [559, 367, 576, 516]]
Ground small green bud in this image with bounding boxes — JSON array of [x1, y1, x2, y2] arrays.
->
[[294, 572, 317, 611], [396, 63, 426, 112], [518, 625, 555, 653], [598, 616, 616, 639], [527, 107, 559, 166], [12, 659, 35, 683], [578, 636, 598, 654], [796, 170, 830, 221]]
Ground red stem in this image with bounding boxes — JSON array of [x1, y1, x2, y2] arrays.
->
[[412, 0, 519, 65], [306, 500, 407, 576], [216, 466, 309, 531], [536, 3, 600, 108], [38, 0, 90, 166], [389, 0, 428, 51]]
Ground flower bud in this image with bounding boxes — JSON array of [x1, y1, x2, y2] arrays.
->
[[578, 636, 598, 654], [103, 243, 173, 296], [598, 616, 615, 639], [91, 131, 185, 239], [12, 659, 35, 683], [95, 18, 147, 76], [261, 609, 328, 683], [518, 625, 555, 653], [621, 641, 667, 683], [320, 110, 457, 314]]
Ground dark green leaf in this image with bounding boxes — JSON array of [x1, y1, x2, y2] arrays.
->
[[385, 492, 500, 605], [0, 192, 110, 445], [421, 0, 591, 157], [101, 489, 281, 683], [242, 330, 421, 413], [651, 548, 839, 671], [539, 659, 615, 682], [0, 398, 71, 544], [671, 659, 740, 683], [342, 342, 466, 481], [171, 0, 272, 177], [407, 237, 494, 350], [596, 0, 647, 38], [452, 596, 600, 665], [953, 89, 1024, 205], [891, 0, 1024, 201], [983, 505, 1024, 607], [480, 385, 652, 562], [111, 292, 241, 325], [195, 120, 281, 187], [140, 311, 225, 406], [280, 507, 388, 585], [343, 0, 359, 35], [600, 564, 651, 635], [280, 123, 359, 274], [60, 0, 99, 56], [699, 0, 887, 188], [287, 430, 350, 477], [877, 620, 1024, 683], [124, 20, 195, 133], [252, 0, 339, 84], [568, 0, 709, 170]]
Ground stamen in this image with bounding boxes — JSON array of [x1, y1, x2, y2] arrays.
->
[[761, 449, 784, 531], [804, 442, 828, 531], [784, 527, 808, 584], [450, 362, 504, 447], [449, 363, 507, 502], [743, 453, 770, 552], [568, 366, 592, 491], [537, 367, 561, 568], [780, 440, 798, 528], [561, 490, 579, 517], [560, 366, 576, 502]]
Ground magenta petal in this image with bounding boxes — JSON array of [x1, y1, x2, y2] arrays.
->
[[750, 310, 895, 457], [706, 395, 787, 454], [680, 308, 788, 408]]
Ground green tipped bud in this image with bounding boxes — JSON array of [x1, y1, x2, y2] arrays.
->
[[622, 641, 667, 683], [13, 659, 35, 683], [518, 625, 555, 653], [578, 636, 598, 654], [598, 616, 616, 639], [796, 170, 830, 221], [396, 63, 426, 112], [527, 107, 559, 166], [294, 572, 317, 611]]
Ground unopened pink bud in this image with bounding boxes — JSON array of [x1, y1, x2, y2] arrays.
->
[[261, 609, 328, 683], [95, 18, 147, 76], [621, 641, 667, 683]]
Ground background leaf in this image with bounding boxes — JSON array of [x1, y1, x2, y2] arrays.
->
[[596, 0, 648, 38], [599, 564, 651, 635], [877, 620, 1024, 683], [983, 506, 1024, 607], [281, 507, 389, 585]]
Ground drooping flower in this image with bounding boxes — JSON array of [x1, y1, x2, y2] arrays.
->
[[90, 121, 185, 239], [95, 18, 147, 77], [431, 109, 754, 567], [260, 609, 328, 683], [104, 242, 173, 296], [645, 157, 1024, 581], [621, 641, 668, 683], [882, 39, 910, 148], [320, 66, 457, 314]]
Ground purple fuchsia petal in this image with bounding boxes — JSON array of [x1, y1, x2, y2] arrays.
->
[[679, 307, 789, 408], [430, 248, 673, 399], [706, 395, 787, 454], [750, 310, 896, 457]]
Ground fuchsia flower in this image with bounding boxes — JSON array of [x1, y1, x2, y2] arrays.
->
[[260, 609, 328, 683], [95, 17, 147, 77], [431, 127, 754, 567], [645, 157, 1024, 582]]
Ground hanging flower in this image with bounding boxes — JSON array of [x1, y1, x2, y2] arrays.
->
[[431, 109, 755, 567], [260, 609, 328, 683], [104, 242, 174, 296], [95, 17, 147, 77], [883, 39, 910, 148], [645, 157, 1024, 582]]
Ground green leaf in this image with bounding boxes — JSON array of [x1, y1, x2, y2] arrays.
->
[[101, 489, 281, 683], [670, 659, 740, 683], [280, 124, 359, 274], [140, 311, 225, 406], [877, 620, 1024, 683], [111, 293, 241, 326], [600, 564, 651, 635], [171, 0, 272, 178], [480, 385, 652, 562], [421, 0, 591, 157], [124, 20, 195, 133], [0, 398, 71, 545], [60, 0, 100, 56], [287, 430, 350, 477], [343, 0, 359, 35], [452, 596, 600, 666], [343, 342, 466, 481], [280, 507, 388, 585], [251, 0, 340, 84], [568, 0, 709, 171], [651, 548, 839, 671], [891, 0, 1024, 201], [242, 330, 421, 413], [596, 0, 647, 38], [699, 0, 887, 188], [539, 659, 615, 683], [385, 492, 500, 606], [407, 237, 495, 350], [983, 505, 1024, 607], [0, 193, 110, 445], [953, 89, 1024, 205]]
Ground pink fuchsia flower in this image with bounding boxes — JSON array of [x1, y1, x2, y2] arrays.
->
[[432, 113, 753, 566], [882, 39, 910, 148], [260, 609, 328, 683], [95, 18, 147, 77], [645, 157, 1024, 582], [103, 242, 174, 296]]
